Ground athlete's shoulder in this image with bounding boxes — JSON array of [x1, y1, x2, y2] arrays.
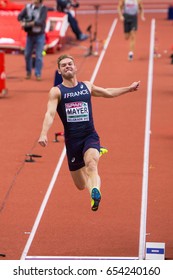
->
[[49, 86, 61, 99], [83, 81, 92, 89]]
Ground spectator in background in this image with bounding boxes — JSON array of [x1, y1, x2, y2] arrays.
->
[[17, 0, 47, 80], [0, 0, 7, 8], [56, 0, 88, 41], [118, 0, 145, 61]]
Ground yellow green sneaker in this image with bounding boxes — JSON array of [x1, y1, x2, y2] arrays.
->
[[91, 188, 101, 211], [100, 146, 108, 156]]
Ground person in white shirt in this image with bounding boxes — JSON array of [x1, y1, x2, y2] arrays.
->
[[118, 0, 145, 61]]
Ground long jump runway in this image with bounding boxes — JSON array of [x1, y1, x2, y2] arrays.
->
[[0, 11, 173, 260]]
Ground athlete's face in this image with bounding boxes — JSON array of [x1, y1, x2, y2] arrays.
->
[[58, 58, 77, 79]]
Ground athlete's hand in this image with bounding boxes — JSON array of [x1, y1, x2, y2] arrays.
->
[[141, 15, 146, 21], [38, 135, 48, 147], [129, 81, 140, 92], [119, 15, 124, 21]]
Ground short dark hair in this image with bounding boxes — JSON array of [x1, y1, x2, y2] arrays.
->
[[57, 54, 74, 68]]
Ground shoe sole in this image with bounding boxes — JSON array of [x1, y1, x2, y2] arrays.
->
[[91, 188, 101, 211]]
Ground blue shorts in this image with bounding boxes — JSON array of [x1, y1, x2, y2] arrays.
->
[[65, 131, 100, 171]]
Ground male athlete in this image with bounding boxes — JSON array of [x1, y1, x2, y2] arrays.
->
[[118, 0, 145, 60], [38, 54, 140, 211]]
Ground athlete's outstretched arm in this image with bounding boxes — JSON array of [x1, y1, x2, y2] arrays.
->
[[84, 81, 140, 98], [117, 0, 125, 21], [38, 87, 60, 147], [138, 0, 145, 21]]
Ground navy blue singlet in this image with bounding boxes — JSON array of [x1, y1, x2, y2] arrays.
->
[[57, 82, 96, 139], [57, 82, 100, 171]]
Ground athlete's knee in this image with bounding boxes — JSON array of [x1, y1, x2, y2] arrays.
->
[[86, 157, 98, 173]]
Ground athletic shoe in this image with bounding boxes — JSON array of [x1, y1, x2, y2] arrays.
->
[[100, 146, 108, 156], [128, 51, 134, 61], [78, 34, 89, 41], [91, 188, 101, 211], [36, 75, 42, 81], [25, 72, 31, 79]]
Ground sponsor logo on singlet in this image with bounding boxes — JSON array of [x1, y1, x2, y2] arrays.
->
[[124, 0, 138, 14], [65, 102, 89, 122]]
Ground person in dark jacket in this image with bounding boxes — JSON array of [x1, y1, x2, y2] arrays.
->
[[56, 0, 88, 41], [18, 0, 47, 80]]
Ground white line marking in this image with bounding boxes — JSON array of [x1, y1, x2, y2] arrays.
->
[[138, 18, 156, 260], [90, 18, 117, 84], [20, 146, 66, 260], [20, 18, 118, 260], [77, 9, 166, 15], [25, 256, 138, 260]]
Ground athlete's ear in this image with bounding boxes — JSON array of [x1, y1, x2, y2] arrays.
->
[[57, 68, 61, 75]]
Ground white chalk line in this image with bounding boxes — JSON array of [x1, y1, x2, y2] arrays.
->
[[138, 18, 155, 260]]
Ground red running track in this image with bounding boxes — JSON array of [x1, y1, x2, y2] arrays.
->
[[0, 10, 173, 260]]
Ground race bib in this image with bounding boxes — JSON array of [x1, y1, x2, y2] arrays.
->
[[65, 102, 89, 122]]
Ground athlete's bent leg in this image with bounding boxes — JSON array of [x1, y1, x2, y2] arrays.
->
[[129, 30, 136, 53], [70, 148, 102, 211], [125, 32, 130, 41], [83, 148, 100, 193], [84, 148, 101, 211], [70, 167, 88, 190]]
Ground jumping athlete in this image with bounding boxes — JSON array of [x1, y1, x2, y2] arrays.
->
[[38, 54, 140, 211]]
